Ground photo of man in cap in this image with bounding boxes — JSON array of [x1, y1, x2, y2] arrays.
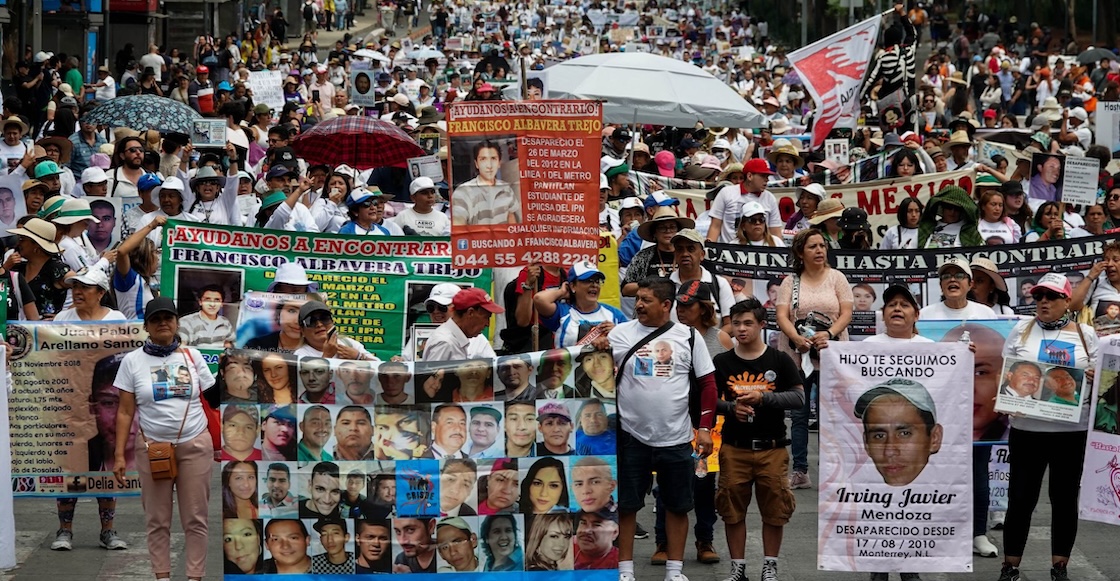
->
[[261, 403, 297, 461], [574, 506, 620, 570], [310, 517, 354, 574], [467, 405, 504, 459], [537, 401, 575, 456], [436, 516, 482, 572], [854, 378, 944, 487]]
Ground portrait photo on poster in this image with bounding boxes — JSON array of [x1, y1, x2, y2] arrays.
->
[[449, 135, 522, 226], [174, 266, 244, 348], [1029, 152, 1064, 203], [994, 357, 1087, 423]]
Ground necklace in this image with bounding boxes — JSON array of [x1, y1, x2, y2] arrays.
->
[[654, 248, 676, 278]]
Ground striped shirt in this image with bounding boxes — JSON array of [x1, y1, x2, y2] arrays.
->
[[861, 16, 917, 100], [451, 179, 520, 225]]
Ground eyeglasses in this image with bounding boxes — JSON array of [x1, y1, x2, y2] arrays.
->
[[1109, 195, 1120, 201], [1031, 290, 1065, 302], [125, 147, 144, 153], [301, 312, 333, 327], [743, 216, 766, 225], [426, 303, 448, 314], [654, 224, 679, 233], [939, 272, 970, 282]]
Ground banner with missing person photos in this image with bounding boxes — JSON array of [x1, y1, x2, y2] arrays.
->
[[707, 234, 1111, 339], [1081, 336, 1120, 525], [817, 342, 973, 573], [158, 221, 492, 363], [219, 345, 619, 579], [5, 322, 147, 497]]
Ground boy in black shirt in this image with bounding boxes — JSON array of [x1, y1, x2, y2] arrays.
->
[[713, 298, 805, 581]]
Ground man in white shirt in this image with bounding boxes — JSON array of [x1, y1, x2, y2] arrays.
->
[[139, 44, 166, 83], [705, 158, 782, 243], [90, 66, 117, 101], [919, 258, 998, 320], [392, 176, 450, 236], [422, 288, 504, 362]]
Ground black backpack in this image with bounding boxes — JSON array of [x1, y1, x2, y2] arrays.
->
[[302, 3, 314, 20]]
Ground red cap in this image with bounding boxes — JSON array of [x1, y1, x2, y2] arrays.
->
[[196, 65, 209, 74], [451, 287, 505, 314], [744, 158, 774, 175], [983, 109, 997, 119]]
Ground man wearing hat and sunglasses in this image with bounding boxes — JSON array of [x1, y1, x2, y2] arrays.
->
[[294, 300, 377, 360], [706, 158, 783, 244]]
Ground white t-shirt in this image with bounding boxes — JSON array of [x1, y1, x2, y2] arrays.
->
[[392, 207, 451, 236], [139, 53, 165, 82], [114, 347, 216, 443], [1003, 318, 1097, 432], [53, 308, 126, 321], [919, 300, 998, 321], [609, 320, 715, 447], [707, 184, 782, 243], [0, 141, 27, 171], [879, 225, 918, 249], [95, 76, 117, 101], [923, 221, 963, 248], [977, 219, 1019, 245], [863, 333, 934, 343]]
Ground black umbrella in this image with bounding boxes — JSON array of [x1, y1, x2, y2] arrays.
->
[[1077, 47, 1119, 65]]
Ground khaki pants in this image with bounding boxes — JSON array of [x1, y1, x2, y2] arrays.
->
[[136, 430, 213, 578]]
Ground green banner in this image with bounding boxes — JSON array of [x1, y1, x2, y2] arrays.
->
[[159, 221, 493, 362]]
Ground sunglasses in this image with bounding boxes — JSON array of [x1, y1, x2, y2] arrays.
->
[[301, 312, 333, 327], [1031, 290, 1065, 302], [426, 303, 448, 314], [939, 272, 970, 282], [743, 216, 766, 225], [125, 147, 144, 153], [1109, 195, 1120, 201]]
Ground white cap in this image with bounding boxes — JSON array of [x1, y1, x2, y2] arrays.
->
[[427, 282, 462, 306], [599, 173, 609, 190], [81, 167, 108, 185], [600, 155, 624, 174], [740, 200, 767, 218], [66, 267, 109, 290], [620, 197, 644, 210], [409, 176, 437, 196], [267, 261, 318, 292], [159, 176, 185, 193], [711, 138, 732, 150], [1070, 107, 1088, 122]]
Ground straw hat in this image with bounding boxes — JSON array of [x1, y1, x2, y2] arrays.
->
[[637, 206, 695, 242], [808, 198, 844, 225], [2, 116, 29, 137], [970, 257, 1007, 292], [36, 136, 73, 164], [1039, 97, 1062, 122], [7, 218, 60, 254], [767, 143, 804, 168], [941, 130, 972, 153], [769, 117, 792, 135]]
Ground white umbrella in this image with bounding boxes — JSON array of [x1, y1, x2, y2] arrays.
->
[[541, 53, 766, 128], [408, 47, 446, 60], [354, 49, 390, 64]]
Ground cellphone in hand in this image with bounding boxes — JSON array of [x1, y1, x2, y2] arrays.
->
[[312, 89, 321, 102]]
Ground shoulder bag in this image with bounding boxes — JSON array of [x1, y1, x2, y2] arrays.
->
[[142, 349, 201, 480]]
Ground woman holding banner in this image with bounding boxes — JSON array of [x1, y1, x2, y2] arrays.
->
[[999, 273, 1097, 581], [113, 297, 217, 581], [776, 229, 853, 490]]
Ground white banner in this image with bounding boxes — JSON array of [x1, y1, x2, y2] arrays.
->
[[818, 342, 973, 573], [1081, 335, 1120, 524], [1097, 101, 1120, 157], [788, 15, 881, 150], [247, 70, 285, 111]]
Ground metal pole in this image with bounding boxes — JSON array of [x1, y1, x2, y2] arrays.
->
[[800, 0, 807, 47], [1092, 0, 1098, 43], [32, 0, 43, 54]]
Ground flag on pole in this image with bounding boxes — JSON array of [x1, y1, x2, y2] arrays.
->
[[788, 16, 882, 150]]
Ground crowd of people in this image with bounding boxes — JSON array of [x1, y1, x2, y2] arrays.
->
[[3, 0, 1120, 581]]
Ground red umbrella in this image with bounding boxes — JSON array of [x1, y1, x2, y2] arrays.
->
[[290, 116, 425, 169]]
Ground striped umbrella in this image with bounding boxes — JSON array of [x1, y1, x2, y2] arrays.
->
[[290, 116, 425, 169]]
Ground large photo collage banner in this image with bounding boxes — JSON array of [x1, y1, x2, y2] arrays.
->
[[219, 346, 620, 580], [158, 221, 493, 363]]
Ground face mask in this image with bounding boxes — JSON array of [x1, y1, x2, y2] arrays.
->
[[715, 151, 730, 162]]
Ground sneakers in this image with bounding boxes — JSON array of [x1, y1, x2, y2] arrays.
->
[[973, 534, 999, 558], [789, 471, 812, 489], [760, 560, 778, 581], [869, 574, 889, 581], [990, 510, 1006, 530], [900, 574, 923, 581], [50, 529, 73, 551], [998, 563, 1022, 581], [696, 541, 720, 564], [721, 562, 748, 581], [634, 522, 649, 540], [667, 574, 690, 581], [652, 543, 668, 566], [619, 572, 636, 581], [100, 529, 128, 550], [1051, 562, 1070, 581]]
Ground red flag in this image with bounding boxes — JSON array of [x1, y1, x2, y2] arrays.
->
[[788, 16, 882, 150]]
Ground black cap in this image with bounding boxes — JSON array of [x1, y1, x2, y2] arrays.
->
[[298, 300, 331, 325], [269, 146, 298, 170], [144, 297, 178, 322], [313, 516, 348, 533], [837, 207, 869, 231], [675, 280, 713, 305], [611, 127, 632, 142], [999, 180, 1024, 196], [882, 284, 919, 308]]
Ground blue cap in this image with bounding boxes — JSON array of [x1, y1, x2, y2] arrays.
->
[[643, 192, 680, 210], [217, 81, 234, 92], [138, 173, 164, 191], [377, 72, 392, 82], [266, 165, 296, 180], [568, 260, 605, 282]]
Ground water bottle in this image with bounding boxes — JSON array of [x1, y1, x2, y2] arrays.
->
[[959, 330, 971, 344], [693, 452, 708, 477]]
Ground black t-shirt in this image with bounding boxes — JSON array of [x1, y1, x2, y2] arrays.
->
[[3, 272, 36, 321], [713, 346, 800, 442], [14, 257, 68, 317]]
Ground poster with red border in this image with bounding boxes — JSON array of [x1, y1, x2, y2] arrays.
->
[[447, 100, 603, 269]]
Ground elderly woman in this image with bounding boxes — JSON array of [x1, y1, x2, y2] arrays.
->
[[999, 273, 1097, 581], [622, 208, 694, 297], [776, 229, 853, 490], [54, 268, 124, 321], [113, 297, 217, 581], [784, 183, 826, 233]]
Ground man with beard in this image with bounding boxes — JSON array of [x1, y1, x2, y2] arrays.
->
[[467, 406, 503, 459], [392, 517, 437, 573], [298, 356, 336, 403], [369, 475, 396, 517], [297, 405, 333, 463], [422, 404, 468, 459], [334, 405, 375, 460], [496, 354, 536, 401], [300, 461, 343, 519], [535, 261, 627, 348], [260, 463, 298, 518], [179, 285, 235, 348], [355, 519, 393, 573], [105, 136, 144, 198]]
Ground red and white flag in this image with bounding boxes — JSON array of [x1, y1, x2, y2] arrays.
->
[[788, 16, 882, 150]]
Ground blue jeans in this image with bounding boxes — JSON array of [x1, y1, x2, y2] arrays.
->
[[334, 7, 347, 29], [654, 472, 717, 544], [790, 370, 818, 473], [973, 443, 992, 537]]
